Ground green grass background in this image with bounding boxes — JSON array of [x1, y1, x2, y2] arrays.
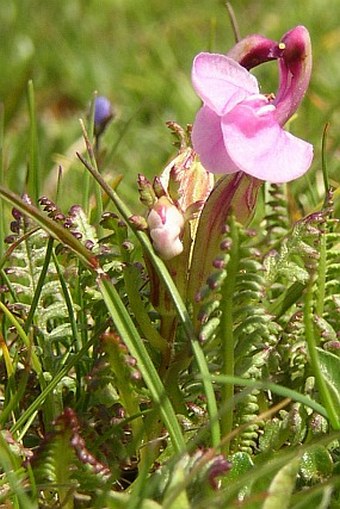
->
[[1, 0, 340, 211]]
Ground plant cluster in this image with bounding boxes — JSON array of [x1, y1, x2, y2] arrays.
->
[[0, 15, 340, 509]]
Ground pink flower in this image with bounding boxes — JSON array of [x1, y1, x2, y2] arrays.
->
[[147, 196, 184, 260], [191, 26, 313, 184]]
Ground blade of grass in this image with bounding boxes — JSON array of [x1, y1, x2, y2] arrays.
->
[[24, 236, 54, 332], [27, 80, 40, 203], [208, 374, 328, 418], [79, 115, 103, 228], [52, 250, 82, 353], [226, 2, 241, 42], [104, 102, 145, 166]]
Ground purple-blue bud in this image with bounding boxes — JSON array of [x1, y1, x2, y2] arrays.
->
[[93, 96, 114, 136]]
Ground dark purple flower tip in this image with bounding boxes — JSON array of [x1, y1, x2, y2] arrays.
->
[[93, 96, 114, 136], [274, 26, 312, 126], [227, 34, 282, 70]]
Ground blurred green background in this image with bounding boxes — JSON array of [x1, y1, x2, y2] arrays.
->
[[1, 0, 340, 211]]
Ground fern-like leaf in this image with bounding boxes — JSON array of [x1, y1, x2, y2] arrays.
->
[[4, 203, 72, 348]]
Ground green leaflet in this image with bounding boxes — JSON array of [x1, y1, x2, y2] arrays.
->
[[262, 457, 300, 509], [3, 217, 72, 345], [317, 348, 340, 421], [163, 457, 190, 509]]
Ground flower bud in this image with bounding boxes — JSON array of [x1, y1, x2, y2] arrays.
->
[[160, 146, 214, 214], [93, 96, 114, 136], [147, 196, 184, 260]]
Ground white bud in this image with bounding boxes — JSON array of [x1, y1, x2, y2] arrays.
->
[[147, 197, 184, 260]]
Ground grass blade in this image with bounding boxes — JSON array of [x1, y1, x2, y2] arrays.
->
[[209, 374, 328, 418], [27, 80, 40, 203]]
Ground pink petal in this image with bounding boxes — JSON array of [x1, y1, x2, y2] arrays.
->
[[192, 106, 239, 175], [192, 53, 259, 115], [221, 102, 313, 183]]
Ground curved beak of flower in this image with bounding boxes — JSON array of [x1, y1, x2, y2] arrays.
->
[[227, 34, 283, 70], [274, 26, 312, 126]]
